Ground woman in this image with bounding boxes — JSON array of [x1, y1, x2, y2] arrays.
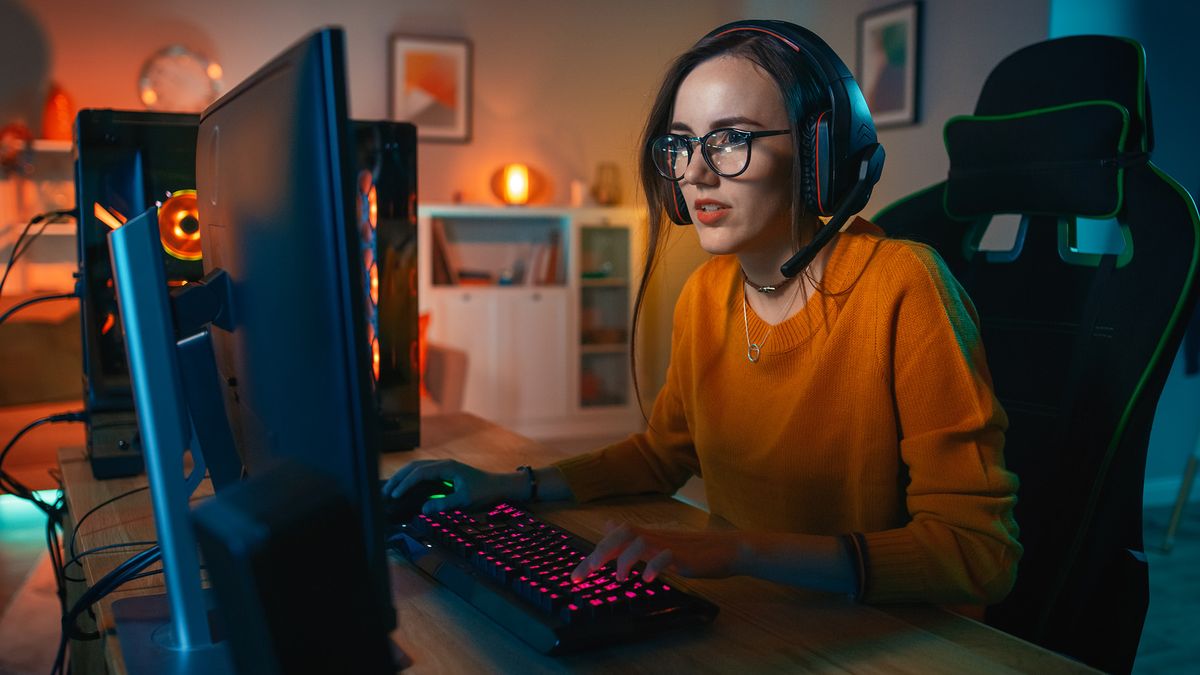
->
[[385, 20, 1021, 606]]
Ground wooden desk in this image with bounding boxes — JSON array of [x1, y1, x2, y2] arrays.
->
[[61, 413, 1095, 674]]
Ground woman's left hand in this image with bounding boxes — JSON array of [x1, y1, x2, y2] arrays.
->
[[570, 521, 746, 583]]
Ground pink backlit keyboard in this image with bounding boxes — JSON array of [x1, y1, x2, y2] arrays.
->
[[388, 502, 718, 653]]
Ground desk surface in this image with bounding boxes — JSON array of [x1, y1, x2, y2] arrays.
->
[[61, 413, 1095, 674]]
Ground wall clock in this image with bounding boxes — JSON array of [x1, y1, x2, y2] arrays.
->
[[138, 45, 223, 113]]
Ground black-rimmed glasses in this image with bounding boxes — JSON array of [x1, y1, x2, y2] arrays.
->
[[650, 127, 791, 181]]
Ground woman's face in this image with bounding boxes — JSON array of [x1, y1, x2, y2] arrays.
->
[[671, 55, 794, 257]]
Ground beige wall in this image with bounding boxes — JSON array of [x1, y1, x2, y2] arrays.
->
[[745, 0, 1052, 217], [11, 0, 738, 207]]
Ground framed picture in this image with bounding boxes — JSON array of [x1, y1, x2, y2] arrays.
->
[[856, 1, 921, 128], [390, 35, 472, 142]]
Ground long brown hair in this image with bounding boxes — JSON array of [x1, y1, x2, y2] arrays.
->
[[630, 29, 830, 418]]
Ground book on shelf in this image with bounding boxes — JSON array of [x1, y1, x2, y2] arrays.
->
[[458, 269, 494, 286], [523, 230, 563, 287], [430, 219, 461, 285], [525, 243, 546, 287]]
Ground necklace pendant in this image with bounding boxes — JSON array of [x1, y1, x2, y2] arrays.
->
[[756, 285, 777, 293], [747, 343, 762, 363]]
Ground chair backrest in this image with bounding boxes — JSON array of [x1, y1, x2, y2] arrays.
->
[[874, 35, 1200, 674]]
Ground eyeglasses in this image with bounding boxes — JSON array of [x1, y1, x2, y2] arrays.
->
[[650, 127, 791, 181]]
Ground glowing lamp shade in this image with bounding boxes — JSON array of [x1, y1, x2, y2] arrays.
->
[[490, 163, 546, 205], [503, 164, 529, 204]]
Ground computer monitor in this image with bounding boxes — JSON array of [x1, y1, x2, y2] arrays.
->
[[195, 26, 394, 630]]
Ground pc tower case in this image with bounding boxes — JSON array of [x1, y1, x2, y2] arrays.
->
[[351, 120, 420, 450], [74, 114, 418, 479], [74, 110, 201, 478]]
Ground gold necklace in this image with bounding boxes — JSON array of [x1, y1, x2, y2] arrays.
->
[[742, 277, 803, 363]]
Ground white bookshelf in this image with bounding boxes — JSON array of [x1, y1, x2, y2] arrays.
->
[[418, 205, 644, 439]]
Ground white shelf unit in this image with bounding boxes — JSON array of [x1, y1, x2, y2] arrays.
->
[[1, 139, 77, 295], [418, 205, 644, 440]]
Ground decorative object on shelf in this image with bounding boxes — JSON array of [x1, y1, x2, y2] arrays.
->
[[490, 163, 547, 205], [580, 231, 618, 279], [0, 121, 33, 176], [41, 82, 75, 141], [497, 257, 524, 285], [857, 1, 921, 128], [138, 45, 224, 113], [390, 35, 472, 142], [591, 162, 621, 205], [501, 164, 529, 204]]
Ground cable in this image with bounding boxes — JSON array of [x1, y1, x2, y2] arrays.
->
[[0, 405, 152, 675], [67, 484, 150, 561], [62, 540, 157, 583], [0, 208, 76, 298], [0, 411, 85, 513], [56, 485, 154, 640], [0, 291, 77, 328], [0, 412, 85, 625], [0, 217, 40, 298], [52, 545, 163, 675], [44, 490, 67, 616]]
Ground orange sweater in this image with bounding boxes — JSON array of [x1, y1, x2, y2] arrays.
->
[[556, 220, 1021, 604]]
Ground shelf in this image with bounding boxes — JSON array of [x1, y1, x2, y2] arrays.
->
[[32, 139, 73, 153], [418, 205, 641, 434], [430, 214, 567, 287], [581, 277, 629, 287], [580, 344, 626, 355], [430, 284, 565, 293], [580, 397, 628, 409]]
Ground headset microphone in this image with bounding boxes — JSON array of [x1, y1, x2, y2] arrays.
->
[[780, 143, 884, 278]]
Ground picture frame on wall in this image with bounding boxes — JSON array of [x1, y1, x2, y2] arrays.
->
[[389, 35, 472, 142], [856, 1, 921, 128]]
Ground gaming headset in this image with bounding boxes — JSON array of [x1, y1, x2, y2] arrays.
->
[[663, 20, 886, 278]]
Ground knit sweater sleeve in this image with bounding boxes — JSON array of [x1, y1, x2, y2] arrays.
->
[[553, 270, 703, 502], [860, 242, 1022, 605]]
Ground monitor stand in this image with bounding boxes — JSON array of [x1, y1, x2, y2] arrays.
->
[[108, 207, 235, 674], [109, 331, 238, 675], [112, 593, 230, 675]]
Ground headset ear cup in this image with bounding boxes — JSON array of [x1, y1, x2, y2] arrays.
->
[[813, 113, 832, 216], [667, 182, 691, 225], [801, 111, 833, 216], [800, 114, 818, 214]]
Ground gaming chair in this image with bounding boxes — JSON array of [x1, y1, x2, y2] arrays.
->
[[873, 35, 1200, 673]]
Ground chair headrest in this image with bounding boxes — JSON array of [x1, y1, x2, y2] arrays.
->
[[943, 36, 1151, 220]]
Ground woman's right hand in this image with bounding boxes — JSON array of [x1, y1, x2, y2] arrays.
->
[[381, 459, 527, 514]]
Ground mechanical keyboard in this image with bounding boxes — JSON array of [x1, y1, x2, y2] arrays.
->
[[387, 502, 719, 653]]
